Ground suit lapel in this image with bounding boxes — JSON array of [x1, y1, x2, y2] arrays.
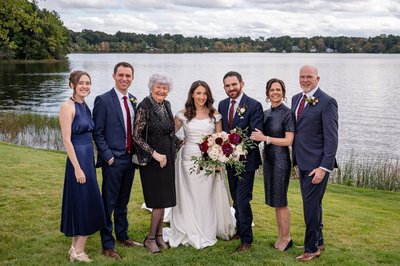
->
[[110, 89, 126, 129], [293, 93, 302, 110], [232, 93, 247, 128], [221, 98, 230, 132], [128, 93, 137, 114]]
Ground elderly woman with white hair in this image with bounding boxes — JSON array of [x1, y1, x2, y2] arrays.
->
[[133, 72, 176, 253]]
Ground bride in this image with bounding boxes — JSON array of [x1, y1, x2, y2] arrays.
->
[[169, 80, 236, 249]]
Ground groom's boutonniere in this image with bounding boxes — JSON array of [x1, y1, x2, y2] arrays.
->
[[130, 97, 137, 106], [305, 96, 319, 106], [236, 104, 248, 119]]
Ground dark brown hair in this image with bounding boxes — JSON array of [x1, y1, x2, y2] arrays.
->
[[113, 62, 134, 75], [184, 80, 216, 122], [223, 71, 243, 83], [69, 70, 91, 89], [266, 78, 286, 99]]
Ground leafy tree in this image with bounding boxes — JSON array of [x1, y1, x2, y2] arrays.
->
[[0, 0, 71, 60], [0, 0, 40, 59]]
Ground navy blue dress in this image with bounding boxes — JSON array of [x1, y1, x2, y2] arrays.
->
[[262, 104, 295, 207], [60, 102, 106, 236]]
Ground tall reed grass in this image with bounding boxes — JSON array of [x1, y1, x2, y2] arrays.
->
[[0, 112, 62, 150], [333, 153, 400, 192], [1, 111, 399, 191]]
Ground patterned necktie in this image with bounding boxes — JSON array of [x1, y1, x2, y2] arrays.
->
[[296, 94, 307, 119], [123, 96, 132, 153], [228, 100, 236, 129]]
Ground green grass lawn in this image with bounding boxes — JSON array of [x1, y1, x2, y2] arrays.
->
[[1, 141, 399, 265]]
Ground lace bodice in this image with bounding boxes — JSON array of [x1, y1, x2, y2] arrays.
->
[[133, 96, 175, 156]]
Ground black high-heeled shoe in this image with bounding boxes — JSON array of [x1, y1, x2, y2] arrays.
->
[[155, 234, 169, 249], [283, 239, 293, 251], [143, 236, 160, 253]]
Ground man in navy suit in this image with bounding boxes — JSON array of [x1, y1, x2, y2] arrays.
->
[[93, 62, 142, 260], [218, 71, 263, 252], [291, 65, 338, 261]]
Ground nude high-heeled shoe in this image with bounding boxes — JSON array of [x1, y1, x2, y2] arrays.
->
[[69, 250, 92, 263], [68, 245, 75, 257]]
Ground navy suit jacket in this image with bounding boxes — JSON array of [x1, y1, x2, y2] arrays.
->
[[291, 88, 338, 171], [93, 88, 137, 167], [218, 93, 263, 172]]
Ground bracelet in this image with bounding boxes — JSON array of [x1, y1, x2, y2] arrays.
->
[[266, 136, 271, 145]]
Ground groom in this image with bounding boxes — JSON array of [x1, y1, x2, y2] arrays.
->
[[291, 65, 338, 261], [218, 71, 263, 252]]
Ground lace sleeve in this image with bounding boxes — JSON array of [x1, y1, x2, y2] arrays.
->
[[133, 106, 154, 156]]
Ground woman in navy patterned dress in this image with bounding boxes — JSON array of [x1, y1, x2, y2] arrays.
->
[[251, 78, 295, 252], [59, 71, 106, 262]]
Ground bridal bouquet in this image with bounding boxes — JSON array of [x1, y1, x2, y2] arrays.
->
[[190, 128, 256, 177]]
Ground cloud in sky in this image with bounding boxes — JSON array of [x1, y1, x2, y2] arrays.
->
[[36, 0, 400, 38]]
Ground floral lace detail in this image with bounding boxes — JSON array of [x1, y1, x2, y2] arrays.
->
[[133, 96, 175, 157]]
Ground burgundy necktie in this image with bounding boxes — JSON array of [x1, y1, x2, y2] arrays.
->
[[296, 95, 307, 119], [123, 96, 132, 153], [228, 100, 236, 129]]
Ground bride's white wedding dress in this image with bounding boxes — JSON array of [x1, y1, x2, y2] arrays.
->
[[169, 112, 236, 249]]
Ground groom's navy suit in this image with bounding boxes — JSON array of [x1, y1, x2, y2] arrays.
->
[[218, 93, 263, 244], [93, 88, 137, 250], [291, 88, 338, 253]]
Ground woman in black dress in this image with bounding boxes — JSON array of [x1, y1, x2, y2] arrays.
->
[[133, 73, 176, 253], [250, 78, 294, 251]]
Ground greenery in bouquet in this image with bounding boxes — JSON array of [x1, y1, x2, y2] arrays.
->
[[190, 127, 256, 177]]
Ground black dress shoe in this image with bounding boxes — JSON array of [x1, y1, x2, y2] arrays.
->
[[283, 239, 293, 251]]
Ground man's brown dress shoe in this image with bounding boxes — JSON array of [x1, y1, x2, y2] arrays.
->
[[296, 250, 321, 262], [103, 249, 122, 260], [235, 243, 251, 252], [119, 239, 143, 247]]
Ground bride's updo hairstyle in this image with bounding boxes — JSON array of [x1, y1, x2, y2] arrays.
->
[[184, 80, 216, 122]]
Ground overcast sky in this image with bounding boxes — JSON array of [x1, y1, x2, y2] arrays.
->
[[36, 0, 400, 38]]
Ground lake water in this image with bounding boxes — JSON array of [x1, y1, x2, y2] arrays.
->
[[1, 53, 399, 160]]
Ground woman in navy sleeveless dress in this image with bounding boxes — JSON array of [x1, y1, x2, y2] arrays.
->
[[59, 71, 105, 262]]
